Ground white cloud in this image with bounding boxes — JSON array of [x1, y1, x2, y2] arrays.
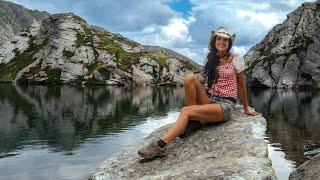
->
[[236, 10, 282, 28], [254, 2, 271, 10], [162, 17, 194, 42], [232, 46, 248, 58], [133, 15, 197, 58], [10, 0, 179, 32], [142, 26, 156, 34]]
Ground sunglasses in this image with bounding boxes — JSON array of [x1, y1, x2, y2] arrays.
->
[[216, 36, 229, 42]]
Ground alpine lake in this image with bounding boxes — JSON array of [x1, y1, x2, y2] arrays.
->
[[0, 84, 319, 180]]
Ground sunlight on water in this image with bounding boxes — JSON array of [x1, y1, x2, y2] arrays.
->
[[133, 111, 180, 136], [266, 139, 296, 180]]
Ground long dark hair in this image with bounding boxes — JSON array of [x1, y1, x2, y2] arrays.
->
[[204, 36, 233, 88]]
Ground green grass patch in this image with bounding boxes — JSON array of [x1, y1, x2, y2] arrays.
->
[[85, 61, 111, 81], [73, 15, 87, 24], [97, 35, 140, 73], [17, 74, 28, 84], [98, 68, 111, 80], [28, 62, 42, 75], [248, 38, 281, 71], [86, 78, 106, 85], [45, 68, 61, 84], [259, 38, 279, 56], [0, 36, 43, 82], [181, 61, 195, 71], [149, 51, 170, 70], [112, 34, 139, 47], [86, 61, 100, 72], [247, 53, 281, 71], [63, 49, 74, 59], [75, 28, 93, 47], [313, 84, 320, 90], [291, 37, 313, 53]]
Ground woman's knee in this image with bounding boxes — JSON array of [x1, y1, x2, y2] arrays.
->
[[180, 106, 191, 119], [184, 74, 197, 85]]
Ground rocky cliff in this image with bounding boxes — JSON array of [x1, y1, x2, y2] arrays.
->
[[89, 105, 276, 179], [0, 13, 201, 85], [244, 0, 320, 89], [0, 0, 49, 45]]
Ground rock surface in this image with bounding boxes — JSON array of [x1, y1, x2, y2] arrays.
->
[[289, 154, 320, 180], [0, 12, 202, 85], [304, 140, 320, 158], [89, 105, 276, 180], [0, 0, 49, 45], [244, 0, 320, 89]]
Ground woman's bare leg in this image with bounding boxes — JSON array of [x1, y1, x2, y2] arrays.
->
[[137, 75, 222, 159], [184, 74, 209, 106], [162, 104, 224, 143]]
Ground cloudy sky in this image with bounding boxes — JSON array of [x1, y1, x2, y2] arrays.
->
[[9, 0, 316, 65]]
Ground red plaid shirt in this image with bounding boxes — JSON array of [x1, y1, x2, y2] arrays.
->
[[209, 54, 238, 98]]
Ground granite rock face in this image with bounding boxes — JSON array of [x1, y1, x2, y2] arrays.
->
[[0, 0, 49, 45], [244, 0, 320, 89], [289, 154, 320, 180], [0, 12, 201, 85], [89, 105, 276, 180]]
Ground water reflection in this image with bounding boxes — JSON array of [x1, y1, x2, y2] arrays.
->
[[0, 84, 185, 155], [1, 84, 320, 179], [248, 88, 320, 167]]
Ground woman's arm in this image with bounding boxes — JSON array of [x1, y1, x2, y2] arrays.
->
[[236, 72, 260, 116]]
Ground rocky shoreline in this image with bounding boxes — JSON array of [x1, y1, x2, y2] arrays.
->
[[89, 105, 276, 179], [289, 153, 320, 179]]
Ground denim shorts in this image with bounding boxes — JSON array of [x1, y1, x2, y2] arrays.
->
[[210, 96, 235, 121]]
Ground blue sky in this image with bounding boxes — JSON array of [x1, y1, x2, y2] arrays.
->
[[9, 0, 316, 65]]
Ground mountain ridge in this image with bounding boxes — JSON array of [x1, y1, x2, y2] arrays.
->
[[0, 12, 202, 85], [0, 0, 49, 44]]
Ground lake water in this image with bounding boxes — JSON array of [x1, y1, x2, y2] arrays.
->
[[0, 84, 319, 180]]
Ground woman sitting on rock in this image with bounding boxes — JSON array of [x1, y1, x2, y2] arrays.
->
[[138, 27, 260, 159]]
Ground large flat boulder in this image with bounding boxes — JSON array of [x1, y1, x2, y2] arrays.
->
[[289, 153, 320, 180], [89, 105, 276, 179]]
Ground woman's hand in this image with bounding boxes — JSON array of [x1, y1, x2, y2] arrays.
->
[[244, 107, 260, 116]]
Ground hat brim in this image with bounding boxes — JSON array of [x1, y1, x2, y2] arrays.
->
[[208, 31, 236, 50], [215, 32, 231, 39], [214, 32, 236, 42]]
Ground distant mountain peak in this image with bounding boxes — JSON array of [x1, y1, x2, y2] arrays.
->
[[0, 0, 50, 44]]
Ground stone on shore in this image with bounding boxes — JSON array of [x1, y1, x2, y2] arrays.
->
[[289, 154, 320, 180], [89, 105, 276, 179]]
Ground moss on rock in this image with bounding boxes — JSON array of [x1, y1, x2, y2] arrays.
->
[[97, 34, 140, 73], [259, 39, 279, 57], [0, 36, 43, 82], [181, 61, 195, 71], [76, 27, 93, 47], [291, 36, 313, 53], [45, 68, 61, 84], [147, 51, 170, 70], [63, 49, 74, 59]]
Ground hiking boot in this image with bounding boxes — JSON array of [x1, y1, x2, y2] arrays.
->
[[179, 120, 203, 138], [138, 141, 167, 159]]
